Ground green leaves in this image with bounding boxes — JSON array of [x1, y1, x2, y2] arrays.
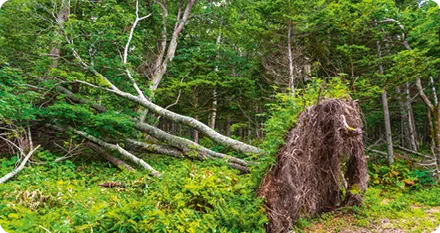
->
[[368, 158, 436, 190], [263, 77, 350, 156], [0, 66, 40, 123], [0, 156, 267, 232]]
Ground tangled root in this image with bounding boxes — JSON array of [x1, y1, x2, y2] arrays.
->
[[258, 98, 368, 233]]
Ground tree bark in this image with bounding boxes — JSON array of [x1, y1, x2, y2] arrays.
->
[[46, 83, 251, 172], [376, 38, 394, 164], [87, 142, 135, 171], [396, 86, 408, 147], [287, 22, 295, 96], [150, 0, 196, 92], [0, 145, 40, 184], [134, 122, 250, 168], [405, 82, 418, 151]]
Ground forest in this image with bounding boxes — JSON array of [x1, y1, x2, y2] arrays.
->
[[1, 0, 440, 232]]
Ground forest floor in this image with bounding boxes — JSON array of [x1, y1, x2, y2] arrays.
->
[[1, 154, 440, 232], [298, 187, 440, 233]]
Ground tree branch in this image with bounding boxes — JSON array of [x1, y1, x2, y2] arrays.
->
[[123, 0, 151, 64], [0, 145, 41, 184]]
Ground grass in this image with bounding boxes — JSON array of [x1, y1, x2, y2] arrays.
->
[[295, 186, 440, 232]]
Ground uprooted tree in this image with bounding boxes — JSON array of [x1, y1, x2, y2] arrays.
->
[[258, 98, 368, 233], [0, 0, 263, 177]]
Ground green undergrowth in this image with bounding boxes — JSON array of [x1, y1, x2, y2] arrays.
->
[[294, 158, 440, 232], [0, 154, 267, 233], [294, 186, 440, 233]]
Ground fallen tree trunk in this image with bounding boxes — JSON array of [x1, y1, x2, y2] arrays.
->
[[126, 139, 249, 172], [74, 129, 161, 177], [126, 139, 184, 159], [134, 122, 250, 167], [77, 80, 263, 155], [394, 145, 432, 159], [134, 123, 250, 172], [46, 124, 161, 177], [47, 76, 262, 156], [42, 81, 251, 172], [367, 148, 388, 156], [0, 145, 41, 184], [87, 142, 135, 171]]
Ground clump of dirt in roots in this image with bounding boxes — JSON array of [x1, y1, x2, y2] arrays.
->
[[258, 98, 368, 233]]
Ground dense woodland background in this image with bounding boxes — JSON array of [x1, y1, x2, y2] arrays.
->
[[1, 0, 440, 232]]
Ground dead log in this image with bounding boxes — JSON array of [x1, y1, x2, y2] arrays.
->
[[77, 80, 264, 155], [47, 81, 252, 172], [394, 145, 432, 159], [126, 139, 184, 158], [258, 98, 368, 233], [87, 142, 135, 171], [98, 182, 126, 188], [73, 129, 161, 177], [134, 122, 251, 169], [46, 124, 161, 177], [126, 139, 249, 172], [0, 145, 41, 184]]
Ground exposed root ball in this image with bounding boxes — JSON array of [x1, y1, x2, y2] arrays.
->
[[258, 98, 368, 233]]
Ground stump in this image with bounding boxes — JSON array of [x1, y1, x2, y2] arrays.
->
[[258, 98, 368, 233]]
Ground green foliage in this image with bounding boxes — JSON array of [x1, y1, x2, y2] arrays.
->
[[293, 186, 440, 232], [0, 156, 267, 232], [40, 103, 135, 138], [0, 66, 40, 123], [369, 159, 436, 190], [262, 77, 350, 156]]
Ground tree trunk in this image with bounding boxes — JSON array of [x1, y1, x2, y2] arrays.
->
[[149, 0, 196, 92], [0, 145, 41, 184], [209, 22, 221, 129], [396, 86, 408, 147], [376, 38, 394, 164], [134, 122, 250, 172], [226, 115, 231, 137], [382, 90, 394, 164], [416, 77, 440, 179], [73, 129, 161, 177], [87, 142, 135, 171], [209, 88, 217, 129], [194, 115, 199, 144], [48, 0, 70, 69], [287, 22, 295, 96], [405, 82, 418, 151]]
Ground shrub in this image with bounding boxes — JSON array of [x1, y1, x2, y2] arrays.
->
[[369, 159, 436, 190]]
